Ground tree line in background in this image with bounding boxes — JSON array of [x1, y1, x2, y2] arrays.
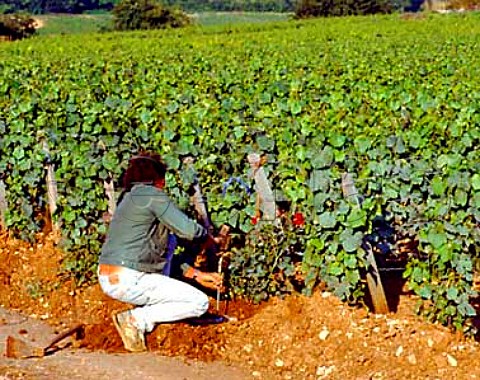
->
[[0, 0, 423, 15], [0, 0, 115, 14], [0, 0, 291, 13], [295, 0, 399, 17]]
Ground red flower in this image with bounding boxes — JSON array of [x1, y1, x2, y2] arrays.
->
[[251, 216, 259, 225], [292, 212, 305, 227]]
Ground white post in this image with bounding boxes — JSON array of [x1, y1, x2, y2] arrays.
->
[[103, 178, 116, 218], [183, 156, 212, 233], [247, 153, 277, 222], [43, 140, 59, 236], [341, 172, 360, 207]]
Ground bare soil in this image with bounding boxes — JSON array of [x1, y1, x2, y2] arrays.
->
[[32, 18, 45, 29], [1, 232, 480, 379]]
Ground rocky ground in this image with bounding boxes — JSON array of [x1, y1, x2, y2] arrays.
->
[[1, 232, 480, 379]]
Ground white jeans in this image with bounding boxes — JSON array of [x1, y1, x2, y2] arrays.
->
[[98, 267, 209, 333]]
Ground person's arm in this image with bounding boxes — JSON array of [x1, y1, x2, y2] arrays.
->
[[178, 234, 223, 289], [148, 189, 207, 241], [183, 265, 223, 290], [147, 187, 223, 288]]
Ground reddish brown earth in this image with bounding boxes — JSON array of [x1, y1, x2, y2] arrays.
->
[[1, 232, 480, 379]]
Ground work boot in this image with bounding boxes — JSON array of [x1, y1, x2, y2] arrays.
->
[[112, 311, 146, 352]]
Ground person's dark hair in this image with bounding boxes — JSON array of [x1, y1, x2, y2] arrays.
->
[[122, 152, 167, 191]]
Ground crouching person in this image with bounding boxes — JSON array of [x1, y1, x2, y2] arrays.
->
[[98, 152, 222, 352]]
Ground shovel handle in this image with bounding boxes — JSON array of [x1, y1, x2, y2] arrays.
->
[[44, 323, 84, 351]]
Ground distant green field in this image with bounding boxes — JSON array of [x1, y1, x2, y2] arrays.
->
[[193, 11, 290, 26], [35, 14, 112, 35], [35, 12, 291, 35]]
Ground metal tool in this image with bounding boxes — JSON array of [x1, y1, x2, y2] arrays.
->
[[216, 224, 231, 312], [5, 323, 84, 359]]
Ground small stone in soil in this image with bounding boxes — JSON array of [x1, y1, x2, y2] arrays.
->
[[316, 365, 335, 378], [318, 329, 329, 341], [446, 354, 458, 367], [395, 346, 404, 357], [408, 354, 417, 365]]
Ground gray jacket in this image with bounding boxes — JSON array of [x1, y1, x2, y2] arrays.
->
[[99, 184, 206, 273]]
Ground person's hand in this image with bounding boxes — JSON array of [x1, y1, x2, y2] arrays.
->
[[195, 271, 223, 291], [213, 235, 226, 246], [201, 234, 218, 251], [201, 233, 226, 252]]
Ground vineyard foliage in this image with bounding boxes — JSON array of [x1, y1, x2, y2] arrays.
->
[[1, 13, 480, 332]]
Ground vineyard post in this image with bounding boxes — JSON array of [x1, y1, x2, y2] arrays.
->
[[43, 140, 60, 237], [98, 141, 116, 220], [247, 153, 277, 223], [103, 178, 116, 219], [341, 172, 389, 314], [0, 179, 7, 230]]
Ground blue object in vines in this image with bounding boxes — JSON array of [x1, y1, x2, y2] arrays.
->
[[162, 234, 178, 277], [221, 176, 252, 197]]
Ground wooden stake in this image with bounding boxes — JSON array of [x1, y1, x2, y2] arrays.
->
[[103, 178, 116, 218], [183, 157, 213, 233], [43, 140, 59, 237], [247, 153, 277, 223]]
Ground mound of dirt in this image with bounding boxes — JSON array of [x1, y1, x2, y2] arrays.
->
[[1, 232, 480, 379]]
